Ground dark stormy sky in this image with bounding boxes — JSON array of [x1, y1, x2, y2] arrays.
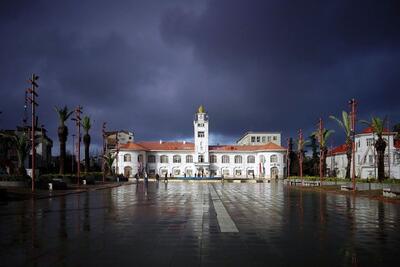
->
[[1, 0, 400, 155]]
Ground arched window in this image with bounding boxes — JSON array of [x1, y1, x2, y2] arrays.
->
[[247, 155, 255, 163], [210, 155, 217, 163], [222, 155, 230, 164], [147, 155, 156, 163], [270, 154, 277, 163], [234, 155, 242, 164], [186, 155, 193, 163], [173, 155, 181, 163], [160, 155, 168, 163], [198, 155, 204, 163], [138, 154, 143, 163], [123, 154, 131, 162]]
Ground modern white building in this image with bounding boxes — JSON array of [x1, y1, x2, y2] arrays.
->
[[326, 127, 400, 179], [113, 106, 286, 179], [236, 132, 281, 146]]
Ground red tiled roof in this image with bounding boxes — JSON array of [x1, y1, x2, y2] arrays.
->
[[209, 142, 286, 152], [118, 141, 285, 152], [327, 144, 348, 156], [137, 141, 195, 151], [360, 127, 390, 134], [118, 143, 147, 151]]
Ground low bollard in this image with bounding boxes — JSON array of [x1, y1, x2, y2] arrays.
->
[[48, 183, 53, 191]]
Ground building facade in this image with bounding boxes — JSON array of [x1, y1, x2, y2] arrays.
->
[[326, 127, 400, 179], [236, 132, 281, 146], [113, 106, 286, 178]]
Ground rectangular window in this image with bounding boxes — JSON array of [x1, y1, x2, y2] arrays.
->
[[358, 155, 360, 164], [198, 131, 205, 137], [262, 136, 266, 142], [256, 136, 260, 142], [366, 138, 374, 146], [369, 155, 374, 164], [267, 136, 271, 142], [251, 136, 255, 142], [273, 136, 277, 141], [235, 169, 242, 176], [198, 123, 204, 127]]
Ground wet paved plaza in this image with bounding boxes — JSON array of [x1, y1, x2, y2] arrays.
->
[[1, 182, 400, 266]]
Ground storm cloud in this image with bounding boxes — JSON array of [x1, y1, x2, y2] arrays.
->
[[1, 0, 399, 154]]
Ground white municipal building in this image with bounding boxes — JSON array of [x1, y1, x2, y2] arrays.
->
[[113, 106, 286, 178]]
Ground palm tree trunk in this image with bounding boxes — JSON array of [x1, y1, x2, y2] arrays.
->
[[375, 138, 386, 182], [58, 125, 68, 175], [345, 144, 352, 179], [17, 150, 26, 176], [83, 134, 90, 173], [321, 148, 328, 177]]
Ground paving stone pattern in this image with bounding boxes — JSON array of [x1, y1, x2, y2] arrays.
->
[[0, 182, 400, 266]]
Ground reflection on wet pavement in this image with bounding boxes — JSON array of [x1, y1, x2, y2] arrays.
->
[[0, 182, 399, 266]]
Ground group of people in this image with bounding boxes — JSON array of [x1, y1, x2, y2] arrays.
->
[[134, 173, 169, 183]]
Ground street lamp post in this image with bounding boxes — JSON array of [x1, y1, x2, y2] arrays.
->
[[26, 74, 39, 193]]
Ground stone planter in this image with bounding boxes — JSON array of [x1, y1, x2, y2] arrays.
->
[[0, 181, 28, 187]]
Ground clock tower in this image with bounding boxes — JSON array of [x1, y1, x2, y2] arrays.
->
[[193, 105, 209, 176]]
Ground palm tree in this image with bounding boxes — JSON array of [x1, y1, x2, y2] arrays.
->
[[361, 117, 387, 182], [313, 128, 334, 177], [54, 106, 74, 175], [330, 111, 352, 179], [0, 131, 32, 176], [82, 116, 91, 173], [297, 136, 309, 181], [103, 152, 116, 175]]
